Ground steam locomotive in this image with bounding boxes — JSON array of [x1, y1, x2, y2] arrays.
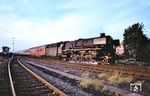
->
[[19, 33, 120, 64]]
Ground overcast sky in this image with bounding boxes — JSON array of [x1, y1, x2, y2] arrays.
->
[[0, 0, 150, 52]]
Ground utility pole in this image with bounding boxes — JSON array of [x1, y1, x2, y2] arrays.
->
[[12, 37, 15, 53]]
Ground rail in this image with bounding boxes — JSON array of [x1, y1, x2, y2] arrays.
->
[[17, 59, 66, 96], [28, 58, 150, 80], [24, 58, 144, 96], [8, 57, 66, 96], [8, 57, 16, 96]]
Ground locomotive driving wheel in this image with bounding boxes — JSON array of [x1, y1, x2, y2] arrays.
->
[[102, 53, 112, 64]]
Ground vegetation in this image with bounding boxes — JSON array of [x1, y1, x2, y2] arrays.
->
[[98, 73, 109, 80], [80, 79, 104, 91], [81, 71, 90, 78], [80, 79, 92, 89], [123, 23, 150, 62], [142, 41, 150, 62], [97, 72, 134, 85], [108, 72, 134, 85], [80, 72, 135, 90]]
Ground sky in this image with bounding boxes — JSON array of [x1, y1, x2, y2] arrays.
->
[[0, 0, 150, 52]]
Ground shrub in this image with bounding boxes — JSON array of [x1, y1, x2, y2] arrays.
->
[[98, 73, 109, 80], [91, 79, 104, 91], [81, 71, 90, 78], [80, 79, 92, 89], [80, 79, 104, 91], [108, 72, 134, 85], [108, 73, 119, 85], [118, 75, 134, 84]]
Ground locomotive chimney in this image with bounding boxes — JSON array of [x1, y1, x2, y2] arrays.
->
[[100, 33, 105, 37]]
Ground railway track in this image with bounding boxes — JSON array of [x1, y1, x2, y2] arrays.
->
[[0, 60, 12, 96], [22, 58, 146, 96], [8, 57, 66, 96], [28, 58, 150, 80]]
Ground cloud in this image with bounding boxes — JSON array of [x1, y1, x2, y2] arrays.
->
[[0, 5, 13, 11], [0, 14, 83, 50], [57, 0, 89, 10], [0, 11, 104, 51]]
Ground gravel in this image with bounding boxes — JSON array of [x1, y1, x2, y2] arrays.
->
[[22, 61, 93, 96], [22, 59, 150, 96], [0, 59, 12, 96]]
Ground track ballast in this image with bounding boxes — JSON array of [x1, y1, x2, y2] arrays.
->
[[8, 57, 66, 96]]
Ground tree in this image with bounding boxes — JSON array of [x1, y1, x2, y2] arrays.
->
[[142, 40, 150, 62], [123, 23, 147, 60]]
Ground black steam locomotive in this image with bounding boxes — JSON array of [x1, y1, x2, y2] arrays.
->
[[63, 33, 120, 63]]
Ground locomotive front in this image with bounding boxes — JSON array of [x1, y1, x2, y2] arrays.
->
[[94, 33, 120, 63]]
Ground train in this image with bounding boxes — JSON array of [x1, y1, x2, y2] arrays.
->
[[18, 33, 120, 64]]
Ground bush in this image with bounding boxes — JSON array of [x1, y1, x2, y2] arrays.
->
[[80, 79, 92, 89], [118, 75, 134, 84], [108, 73, 119, 85], [98, 73, 109, 80], [81, 71, 90, 78], [80, 79, 104, 91], [108, 72, 134, 85]]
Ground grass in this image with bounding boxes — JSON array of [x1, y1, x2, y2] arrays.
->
[[98, 73, 109, 80], [108, 72, 134, 85], [92, 79, 104, 91], [134, 80, 145, 84], [80, 79, 104, 91], [80, 79, 92, 89], [80, 71, 135, 91], [118, 75, 134, 84], [108, 72, 119, 85], [81, 71, 90, 78]]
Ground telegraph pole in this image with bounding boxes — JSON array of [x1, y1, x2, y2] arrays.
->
[[12, 37, 15, 53]]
